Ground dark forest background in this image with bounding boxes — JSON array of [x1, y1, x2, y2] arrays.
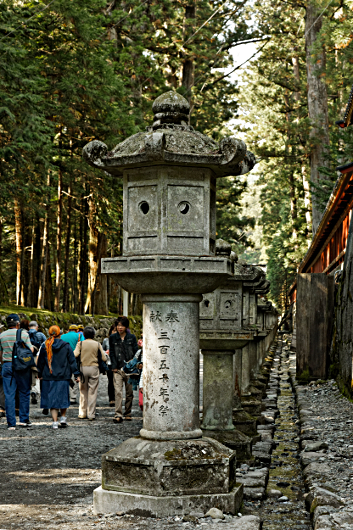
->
[[1, 0, 353, 314]]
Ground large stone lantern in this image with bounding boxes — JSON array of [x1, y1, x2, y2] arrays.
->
[[83, 91, 255, 517]]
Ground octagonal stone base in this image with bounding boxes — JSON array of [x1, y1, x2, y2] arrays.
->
[[96, 436, 242, 517], [93, 484, 243, 517], [202, 429, 252, 462], [102, 437, 236, 497]]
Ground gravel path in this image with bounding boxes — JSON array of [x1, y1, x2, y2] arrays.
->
[[0, 375, 259, 530], [3, 338, 353, 530], [292, 361, 353, 529]]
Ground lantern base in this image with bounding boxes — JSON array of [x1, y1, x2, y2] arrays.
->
[[93, 484, 243, 517], [101, 436, 237, 497], [201, 429, 252, 462]]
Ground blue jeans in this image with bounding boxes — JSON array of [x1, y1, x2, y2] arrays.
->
[[2, 362, 31, 427]]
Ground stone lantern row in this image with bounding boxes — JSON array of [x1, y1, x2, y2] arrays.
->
[[83, 90, 277, 517]]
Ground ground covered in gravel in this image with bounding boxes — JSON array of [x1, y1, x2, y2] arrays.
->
[[0, 377, 258, 530], [2, 340, 353, 530]]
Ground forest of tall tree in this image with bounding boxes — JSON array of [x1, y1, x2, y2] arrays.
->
[[1, 0, 353, 314]]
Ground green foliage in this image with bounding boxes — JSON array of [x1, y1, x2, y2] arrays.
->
[[0, 0, 257, 310], [235, 0, 353, 309], [216, 176, 255, 253]]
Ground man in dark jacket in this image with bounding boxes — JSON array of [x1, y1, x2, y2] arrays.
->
[[109, 317, 138, 423]]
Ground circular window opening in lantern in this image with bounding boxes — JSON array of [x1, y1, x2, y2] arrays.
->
[[139, 201, 149, 215], [204, 299, 210, 308], [224, 300, 232, 309], [178, 201, 190, 214]]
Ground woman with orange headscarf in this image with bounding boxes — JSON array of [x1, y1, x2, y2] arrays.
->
[[37, 325, 80, 429]]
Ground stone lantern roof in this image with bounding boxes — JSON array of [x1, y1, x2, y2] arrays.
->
[[83, 91, 255, 177]]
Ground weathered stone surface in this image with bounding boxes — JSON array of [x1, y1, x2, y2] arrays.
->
[[102, 437, 236, 497], [102, 256, 233, 294], [243, 487, 265, 500], [300, 451, 322, 467], [302, 462, 331, 478], [205, 507, 224, 519], [205, 429, 252, 461], [93, 484, 243, 517], [305, 487, 344, 512], [267, 489, 282, 498], [82, 90, 255, 179], [313, 515, 333, 529], [231, 515, 262, 530], [201, 350, 236, 431], [304, 441, 328, 452]]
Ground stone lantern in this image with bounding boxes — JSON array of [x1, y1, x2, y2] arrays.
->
[[83, 91, 255, 517], [199, 252, 256, 460]]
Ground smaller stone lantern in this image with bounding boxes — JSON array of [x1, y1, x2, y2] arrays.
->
[[199, 247, 255, 460]]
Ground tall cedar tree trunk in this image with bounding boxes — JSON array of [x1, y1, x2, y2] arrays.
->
[[94, 233, 108, 315], [37, 173, 50, 309], [79, 193, 89, 314], [46, 240, 53, 310], [305, 1, 330, 235], [27, 220, 35, 307], [292, 55, 312, 240], [182, 3, 196, 106], [85, 194, 108, 315], [284, 90, 298, 242], [54, 170, 63, 311], [73, 214, 78, 313], [0, 218, 8, 304], [14, 199, 24, 306], [62, 181, 72, 312]]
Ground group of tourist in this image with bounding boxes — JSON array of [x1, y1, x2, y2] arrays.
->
[[0, 313, 142, 430]]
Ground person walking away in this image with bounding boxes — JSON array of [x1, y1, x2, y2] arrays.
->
[[0, 323, 5, 418], [0, 314, 34, 430], [37, 325, 80, 429], [61, 324, 83, 404], [77, 325, 85, 342], [102, 323, 116, 407], [109, 317, 138, 424], [137, 339, 143, 411], [20, 319, 30, 331], [74, 326, 107, 420], [28, 321, 46, 405]]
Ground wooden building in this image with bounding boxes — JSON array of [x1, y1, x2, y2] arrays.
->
[[287, 86, 353, 379]]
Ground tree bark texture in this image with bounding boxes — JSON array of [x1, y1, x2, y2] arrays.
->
[[14, 200, 24, 306], [62, 181, 72, 312], [84, 194, 108, 315], [79, 193, 89, 314], [54, 170, 63, 311], [37, 174, 50, 309], [182, 4, 196, 105], [305, 1, 330, 235], [0, 218, 8, 304]]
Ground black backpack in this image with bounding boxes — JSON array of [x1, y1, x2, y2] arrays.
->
[[12, 329, 36, 371], [28, 330, 42, 352]]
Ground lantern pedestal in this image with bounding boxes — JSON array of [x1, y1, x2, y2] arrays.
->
[[94, 436, 242, 517]]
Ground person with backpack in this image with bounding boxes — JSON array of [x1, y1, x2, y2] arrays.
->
[[62, 324, 84, 405], [74, 326, 108, 421], [37, 325, 80, 430], [28, 321, 47, 405], [28, 321, 46, 351], [0, 314, 34, 430]]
